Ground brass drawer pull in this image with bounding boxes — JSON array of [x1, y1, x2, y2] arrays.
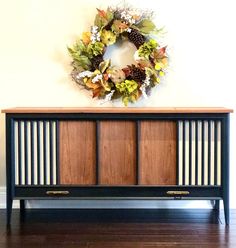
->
[[166, 191, 190, 195], [46, 191, 70, 196]]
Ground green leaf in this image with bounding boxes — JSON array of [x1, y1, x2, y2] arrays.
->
[[122, 96, 129, 106], [136, 19, 156, 34], [100, 79, 111, 91], [74, 40, 86, 51], [106, 8, 114, 22], [73, 55, 92, 70], [67, 46, 75, 55]]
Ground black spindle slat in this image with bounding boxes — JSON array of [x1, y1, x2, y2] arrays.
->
[[56, 121, 60, 184], [18, 121, 22, 185], [176, 121, 179, 185], [201, 121, 205, 185], [37, 121, 41, 185], [182, 121, 185, 185], [43, 121, 47, 185], [214, 121, 218, 185], [208, 121, 211, 185], [49, 121, 53, 185], [30, 121, 34, 185], [195, 121, 198, 185], [24, 122, 28, 185], [189, 121, 192, 185]]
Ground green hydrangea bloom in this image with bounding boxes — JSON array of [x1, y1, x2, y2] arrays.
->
[[138, 39, 158, 59], [116, 80, 138, 95], [87, 42, 105, 56]]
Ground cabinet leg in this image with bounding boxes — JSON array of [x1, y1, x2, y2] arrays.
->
[[20, 200, 26, 221], [7, 197, 13, 226], [223, 198, 229, 225], [20, 200, 25, 212], [214, 200, 220, 212]]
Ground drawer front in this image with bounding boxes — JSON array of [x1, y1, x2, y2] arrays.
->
[[14, 186, 222, 199]]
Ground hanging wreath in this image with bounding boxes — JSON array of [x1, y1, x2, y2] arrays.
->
[[68, 6, 168, 106]]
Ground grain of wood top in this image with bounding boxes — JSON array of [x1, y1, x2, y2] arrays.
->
[[1, 107, 233, 113]]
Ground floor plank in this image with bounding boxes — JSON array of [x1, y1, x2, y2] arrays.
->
[[0, 209, 235, 248]]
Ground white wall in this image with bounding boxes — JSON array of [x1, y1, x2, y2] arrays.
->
[[0, 0, 235, 208]]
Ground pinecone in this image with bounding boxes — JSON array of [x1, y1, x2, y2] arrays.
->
[[91, 55, 104, 69], [128, 29, 145, 48], [128, 65, 146, 82]]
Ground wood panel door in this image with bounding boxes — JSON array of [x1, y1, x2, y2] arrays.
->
[[99, 121, 136, 185], [139, 121, 177, 185], [59, 121, 96, 184]]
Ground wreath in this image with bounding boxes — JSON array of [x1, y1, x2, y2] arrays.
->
[[68, 6, 168, 106]]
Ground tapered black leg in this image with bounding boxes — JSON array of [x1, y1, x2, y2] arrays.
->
[[20, 199, 26, 222], [20, 200, 25, 213], [7, 197, 13, 226], [223, 197, 229, 225], [214, 200, 220, 211], [222, 115, 230, 225]]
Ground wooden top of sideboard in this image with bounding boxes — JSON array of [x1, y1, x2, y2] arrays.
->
[[1, 107, 233, 113]]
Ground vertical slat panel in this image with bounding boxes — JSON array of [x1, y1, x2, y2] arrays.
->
[[14, 119, 58, 186], [177, 119, 221, 186]]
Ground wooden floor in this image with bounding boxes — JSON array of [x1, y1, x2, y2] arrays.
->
[[0, 208, 235, 248]]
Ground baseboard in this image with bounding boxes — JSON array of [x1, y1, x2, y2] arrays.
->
[[0, 186, 217, 209]]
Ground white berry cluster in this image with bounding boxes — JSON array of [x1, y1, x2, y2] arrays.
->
[[92, 74, 103, 83], [140, 76, 151, 99], [90, 26, 101, 43], [77, 71, 93, 79], [120, 10, 136, 24]]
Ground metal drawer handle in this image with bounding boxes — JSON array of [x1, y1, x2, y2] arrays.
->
[[46, 191, 70, 196], [166, 191, 190, 195]]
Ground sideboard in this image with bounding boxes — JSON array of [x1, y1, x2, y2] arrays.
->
[[1, 107, 233, 225]]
